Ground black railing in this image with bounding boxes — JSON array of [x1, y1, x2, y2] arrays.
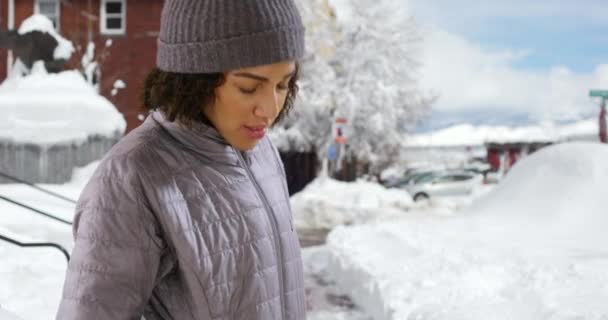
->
[[0, 233, 70, 262], [0, 173, 74, 262], [0, 195, 72, 225], [0, 171, 77, 204]]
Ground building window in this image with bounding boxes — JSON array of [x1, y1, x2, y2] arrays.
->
[[100, 0, 126, 35], [35, 0, 60, 31]]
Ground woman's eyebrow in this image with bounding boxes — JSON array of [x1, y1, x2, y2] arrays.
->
[[233, 70, 296, 82], [233, 72, 268, 82]]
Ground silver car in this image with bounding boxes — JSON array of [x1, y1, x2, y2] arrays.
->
[[403, 171, 483, 201]]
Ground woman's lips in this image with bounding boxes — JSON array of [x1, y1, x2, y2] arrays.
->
[[243, 125, 267, 139]]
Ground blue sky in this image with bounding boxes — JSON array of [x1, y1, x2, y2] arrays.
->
[[455, 17, 607, 73], [409, 0, 608, 72], [407, 0, 608, 128]]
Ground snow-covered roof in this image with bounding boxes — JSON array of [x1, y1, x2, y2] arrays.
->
[[17, 14, 74, 60], [0, 63, 126, 145], [405, 121, 599, 147]]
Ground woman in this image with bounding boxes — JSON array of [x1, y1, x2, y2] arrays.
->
[[56, 1, 306, 319]]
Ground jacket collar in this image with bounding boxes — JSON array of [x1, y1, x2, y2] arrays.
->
[[149, 111, 257, 166]]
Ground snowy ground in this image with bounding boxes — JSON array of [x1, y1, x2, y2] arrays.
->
[[0, 162, 376, 320], [304, 246, 373, 320], [0, 163, 93, 320], [291, 176, 414, 230], [3, 142, 607, 320], [316, 142, 608, 320]]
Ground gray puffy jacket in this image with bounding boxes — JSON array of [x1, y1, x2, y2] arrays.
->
[[56, 111, 306, 320]]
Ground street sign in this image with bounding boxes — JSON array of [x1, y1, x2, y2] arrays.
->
[[590, 90, 608, 98], [327, 144, 338, 161]]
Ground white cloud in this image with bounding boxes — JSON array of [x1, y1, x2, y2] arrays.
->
[[419, 27, 608, 122]]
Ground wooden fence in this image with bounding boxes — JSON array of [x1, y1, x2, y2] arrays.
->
[[0, 135, 120, 184]]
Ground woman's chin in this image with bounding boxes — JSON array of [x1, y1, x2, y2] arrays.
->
[[230, 139, 259, 152]]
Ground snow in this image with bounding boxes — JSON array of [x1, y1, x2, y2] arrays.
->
[[0, 162, 98, 320], [0, 308, 22, 320], [323, 142, 608, 320], [406, 120, 601, 147], [269, 126, 311, 152], [326, 0, 354, 25], [17, 14, 74, 61], [81, 42, 95, 67], [3, 139, 607, 320], [0, 64, 126, 145], [277, 0, 432, 172], [291, 176, 413, 229], [464, 142, 608, 248], [303, 246, 373, 320], [111, 79, 127, 96], [113, 79, 126, 89]]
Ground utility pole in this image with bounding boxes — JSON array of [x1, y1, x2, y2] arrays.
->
[[589, 90, 608, 143]]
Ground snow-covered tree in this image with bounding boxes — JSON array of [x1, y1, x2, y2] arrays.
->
[[273, 0, 434, 176], [271, 0, 340, 156], [329, 0, 435, 173]]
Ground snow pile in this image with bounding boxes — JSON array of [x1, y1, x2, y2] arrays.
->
[[0, 65, 126, 145], [291, 177, 413, 229], [324, 142, 608, 320], [406, 120, 600, 147], [464, 142, 608, 248], [302, 247, 373, 320], [18, 14, 74, 60]]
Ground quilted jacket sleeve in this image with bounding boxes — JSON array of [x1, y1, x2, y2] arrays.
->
[[56, 159, 164, 320]]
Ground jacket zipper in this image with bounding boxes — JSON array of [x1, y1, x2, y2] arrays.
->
[[236, 151, 286, 319]]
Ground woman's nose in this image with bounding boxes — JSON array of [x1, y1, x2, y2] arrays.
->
[[254, 89, 280, 119]]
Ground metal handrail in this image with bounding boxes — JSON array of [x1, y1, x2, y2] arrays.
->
[[0, 233, 70, 262], [0, 195, 72, 225], [0, 171, 77, 204]]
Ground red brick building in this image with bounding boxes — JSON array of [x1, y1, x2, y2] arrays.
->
[[0, 0, 163, 132]]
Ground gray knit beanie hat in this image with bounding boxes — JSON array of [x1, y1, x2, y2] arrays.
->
[[157, 0, 306, 73]]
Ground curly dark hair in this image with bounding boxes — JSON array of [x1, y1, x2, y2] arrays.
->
[[141, 65, 299, 128]]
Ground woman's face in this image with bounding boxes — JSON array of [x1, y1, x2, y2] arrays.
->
[[204, 61, 296, 151]]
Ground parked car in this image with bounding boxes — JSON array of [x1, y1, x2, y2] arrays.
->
[[402, 171, 483, 201], [383, 170, 436, 189]]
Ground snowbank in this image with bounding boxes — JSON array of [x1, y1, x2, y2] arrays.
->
[[406, 120, 599, 147], [0, 66, 126, 145], [464, 142, 608, 249], [291, 177, 413, 229], [325, 142, 608, 320], [18, 14, 74, 60]]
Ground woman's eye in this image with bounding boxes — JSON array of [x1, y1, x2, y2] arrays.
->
[[277, 83, 289, 91], [239, 87, 257, 94]]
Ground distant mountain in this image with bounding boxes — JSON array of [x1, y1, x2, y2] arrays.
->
[[414, 109, 596, 133]]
